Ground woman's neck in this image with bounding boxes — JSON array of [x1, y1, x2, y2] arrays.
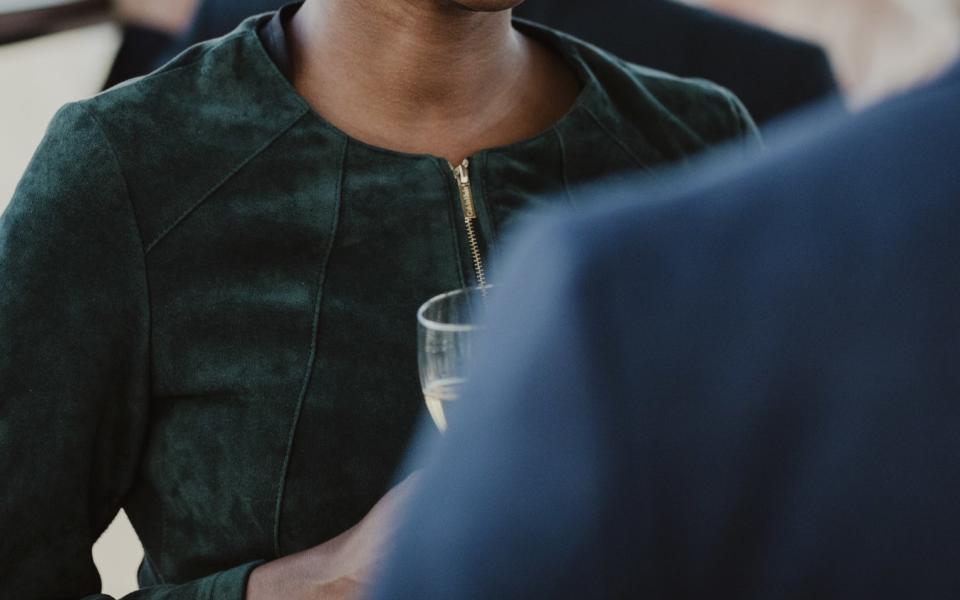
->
[[288, 0, 579, 163]]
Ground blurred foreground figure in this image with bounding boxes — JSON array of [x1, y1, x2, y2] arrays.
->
[[371, 52, 960, 600], [515, 0, 840, 125]]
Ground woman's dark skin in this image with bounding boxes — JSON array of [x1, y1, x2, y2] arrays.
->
[[246, 0, 580, 597], [287, 0, 581, 165]]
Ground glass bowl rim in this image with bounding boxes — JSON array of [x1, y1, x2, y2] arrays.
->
[[417, 286, 492, 333]]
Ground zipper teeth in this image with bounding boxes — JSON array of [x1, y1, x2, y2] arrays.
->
[[451, 159, 488, 288], [463, 216, 487, 288]]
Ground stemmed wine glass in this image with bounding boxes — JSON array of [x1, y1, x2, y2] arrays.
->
[[417, 286, 490, 431]]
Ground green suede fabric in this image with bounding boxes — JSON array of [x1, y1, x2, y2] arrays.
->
[[0, 9, 758, 598]]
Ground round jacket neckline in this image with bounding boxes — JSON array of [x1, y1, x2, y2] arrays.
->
[[244, 11, 607, 165]]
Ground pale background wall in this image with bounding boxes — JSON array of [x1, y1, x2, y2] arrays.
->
[[0, 24, 144, 597], [0, 24, 117, 206]]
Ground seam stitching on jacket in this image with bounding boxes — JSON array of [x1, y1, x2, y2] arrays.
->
[[580, 105, 657, 177], [554, 127, 574, 205], [271, 136, 349, 557], [477, 153, 496, 246], [728, 90, 747, 138], [723, 88, 763, 149], [144, 109, 309, 255]]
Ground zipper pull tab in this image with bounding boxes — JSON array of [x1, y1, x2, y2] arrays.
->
[[451, 159, 476, 219], [453, 159, 470, 185]]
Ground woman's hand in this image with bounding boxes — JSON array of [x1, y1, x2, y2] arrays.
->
[[246, 474, 420, 600]]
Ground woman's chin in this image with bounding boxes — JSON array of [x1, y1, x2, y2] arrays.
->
[[451, 0, 526, 12]]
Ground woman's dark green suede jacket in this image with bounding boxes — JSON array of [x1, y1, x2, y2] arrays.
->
[[0, 6, 759, 598]]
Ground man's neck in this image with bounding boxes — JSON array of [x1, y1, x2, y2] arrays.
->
[[287, 0, 577, 163]]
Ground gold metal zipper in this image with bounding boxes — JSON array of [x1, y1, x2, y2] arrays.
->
[[450, 159, 488, 288]]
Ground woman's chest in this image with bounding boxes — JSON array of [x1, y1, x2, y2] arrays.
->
[[142, 140, 610, 400], [127, 130, 645, 573]]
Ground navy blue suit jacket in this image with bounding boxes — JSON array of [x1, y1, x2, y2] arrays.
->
[[370, 60, 960, 599], [105, 0, 839, 126]]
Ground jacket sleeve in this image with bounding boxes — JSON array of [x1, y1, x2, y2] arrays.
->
[[0, 103, 260, 599]]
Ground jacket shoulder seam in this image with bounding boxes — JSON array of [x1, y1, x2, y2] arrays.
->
[[143, 109, 309, 255], [579, 105, 656, 176]]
